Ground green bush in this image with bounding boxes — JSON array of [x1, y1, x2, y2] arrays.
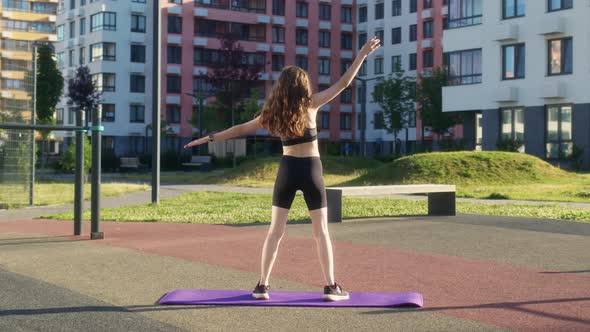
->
[[486, 192, 510, 200], [59, 137, 91, 173], [496, 138, 523, 152]]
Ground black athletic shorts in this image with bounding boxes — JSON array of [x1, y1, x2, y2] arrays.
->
[[272, 156, 327, 211]]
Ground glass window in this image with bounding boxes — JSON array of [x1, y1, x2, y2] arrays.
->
[[359, 6, 367, 23], [475, 112, 482, 150], [374, 112, 384, 130], [423, 50, 433, 68], [341, 87, 352, 103], [296, 29, 308, 45], [168, 16, 182, 34], [90, 42, 116, 62], [391, 27, 401, 44], [130, 44, 146, 63], [167, 46, 182, 64], [296, 56, 308, 70], [341, 33, 352, 50], [341, 7, 352, 23], [375, 2, 384, 20], [131, 14, 146, 33], [409, 53, 417, 71], [272, 26, 285, 43], [272, 54, 284, 71], [407, 111, 416, 128], [410, 0, 417, 13], [272, 0, 285, 15], [359, 60, 367, 76], [319, 112, 330, 129], [130, 104, 145, 123], [166, 105, 181, 123], [68, 49, 74, 67], [340, 113, 352, 130], [79, 47, 85, 65], [445, 49, 482, 85], [448, 0, 482, 29], [130, 74, 145, 93], [374, 57, 383, 74], [166, 75, 181, 93], [423, 0, 432, 9], [69, 21, 75, 38], [503, 0, 525, 19], [319, 31, 330, 48], [423, 20, 433, 39], [358, 33, 367, 50], [502, 44, 525, 79], [319, 4, 331, 20], [296, 1, 308, 17], [548, 38, 573, 75], [548, 0, 572, 12], [391, 55, 402, 72], [92, 73, 116, 92], [192, 76, 213, 94], [409, 24, 417, 42], [80, 18, 86, 35], [501, 108, 525, 151], [546, 105, 573, 158], [319, 58, 330, 75], [341, 60, 352, 74], [101, 104, 115, 122], [392, 0, 401, 16], [57, 25, 64, 41], [375, 29, 384, 46], [90, 12, 116, 32]]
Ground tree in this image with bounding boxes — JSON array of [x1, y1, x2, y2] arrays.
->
[[67, 66, 101, 116], [36, 45, 64, 169], [372, 64, 416, 150], [416, 67, 462, 138], [205, 33, 264, 131]]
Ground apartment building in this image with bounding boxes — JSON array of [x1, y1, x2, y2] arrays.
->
[[355, 0, 418, 154], [54, 0, 154, 156], [0, 0, 57, 122], [163, 0, 355, 153], [442, 0, 589, 167]]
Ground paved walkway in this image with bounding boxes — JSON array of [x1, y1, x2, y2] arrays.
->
[[1, 184, 589, 222], [0, 214, 589, 331]]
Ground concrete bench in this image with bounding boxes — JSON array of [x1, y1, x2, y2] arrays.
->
[[326, 184, 456, 223], [182, 155, 212, 171], [119, 157, 142, 171]]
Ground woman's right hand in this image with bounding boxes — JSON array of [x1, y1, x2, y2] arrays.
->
[[360, 36, 381, 58]]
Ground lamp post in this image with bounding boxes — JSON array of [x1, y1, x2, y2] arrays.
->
[[355, 76, 381, 157], [151, 0, 161, 204], [185, 92, 204, 155]]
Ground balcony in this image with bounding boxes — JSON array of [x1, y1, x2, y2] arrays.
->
[[194, 0, 266, 14], [194, 20, 266, 42]]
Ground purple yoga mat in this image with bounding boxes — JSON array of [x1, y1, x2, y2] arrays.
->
[[159, 289, 423, 308]]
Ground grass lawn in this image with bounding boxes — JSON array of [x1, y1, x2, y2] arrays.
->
[[0, 181, 149, 208], [44, 191, 590, 224]]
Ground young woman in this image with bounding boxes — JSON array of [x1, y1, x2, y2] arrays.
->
[[184, 36, 381, 301]]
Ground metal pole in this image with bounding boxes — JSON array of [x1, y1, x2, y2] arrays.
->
[[151, 0, 161, 204], [90, 108, 103, 239], [198, 96, 203, 155], [29, 46, 37, 206], [74, 110, 84, 236], [360, 79, 367, 157], [231, 105, 236, 168]]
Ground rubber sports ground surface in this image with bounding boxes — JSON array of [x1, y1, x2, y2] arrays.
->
[[0, 214, 589, 331]]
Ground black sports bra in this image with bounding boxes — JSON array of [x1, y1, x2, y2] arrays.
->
[[281, 128, 318, 146]]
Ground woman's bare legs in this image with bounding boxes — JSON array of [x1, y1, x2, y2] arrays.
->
[[259, 206, 289, 285], [309, 207, 335, 286]]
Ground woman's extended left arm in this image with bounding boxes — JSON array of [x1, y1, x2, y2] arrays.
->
[[183, 117, 264, 149]]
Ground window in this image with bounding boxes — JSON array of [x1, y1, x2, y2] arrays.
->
[[375, 2, 384, 20], [68, 49, 74, 67], [319, 58, 330, 75], [407, 111, 416, 128], [90, 42, 116, 62], [79, 47, 85, 65], [70, 0, 75, 10], [90, 12, 116, 32], [193, 77, 213, 93], [167, 75, 181, 93], [296, 29, 308, 45], [341, 88, 352, 103], [410, 0, 417, 13], [546, 105, 572, 158], [445, 49, 482, 85], [80, 18, 86, 35], [423, 50, 433, 68], [548, 38, 573, 75], [131, 14, 146, 33], [475, 112, 482, 150], [358, 33, 367, 50], [130, 74, 145, 93], [57, 25, 64, 41], [92, 73, 116, 92], [341, 33, 352, 50], [409, 24, 417, 41], [502, 44, 525, 79], [319, 112, 330, 129], [272, 26, 285, 43], [503, 0, 525, 19], [130, 44, 146, 63], [319, 4, 331, 20], [374, 112, 384, 130], [423, 20, 433, 38], [296, 1, 308, 18], [168, 16, 182, 34], [319, 31, 330, 48], [409, 53, 417, 70], [423, 0, 432, 9], [56, 108, 64, 125], [341, 60, 351, 74], [166, 105, 181, 123], [392, 0, 401, 16], [340, 113, 352, 130], [548, 0, 572, 12], [341, 7, 352, 23], [448, 0, 482, 28], [391, 27, 401, 44], [130, 104, 145, 123], [359, 6, 367, 23], [359, 60, 367, 76], [392, 55, 402, 71], [501, 108, 525, 148], [80, 0, 86, 6], [375, 29, 384, 46], [57, 52, 64, 68], [101, 104, 115, 122], [167, 46, 182, 64], [272, 54, 284, 71], [272, 0, 285, 15], [69, 21, 75, 38], [296, 56, 308, 70], [374, 57, 383, 74]]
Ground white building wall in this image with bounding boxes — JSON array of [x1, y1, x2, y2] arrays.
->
[[442, 1, 590, 112], [356, 0, 417, 145], [54, 0, 154, 150]]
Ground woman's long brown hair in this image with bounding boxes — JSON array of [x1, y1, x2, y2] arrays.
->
[[258, 66, 312, 138]]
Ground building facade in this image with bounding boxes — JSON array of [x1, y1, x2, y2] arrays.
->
[[54, 0, 154, 157], [162, 0, 356, 154], [442, 0, 589, 167]]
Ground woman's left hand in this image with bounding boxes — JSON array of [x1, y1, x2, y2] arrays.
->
[[184, 137, 208, 149]]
